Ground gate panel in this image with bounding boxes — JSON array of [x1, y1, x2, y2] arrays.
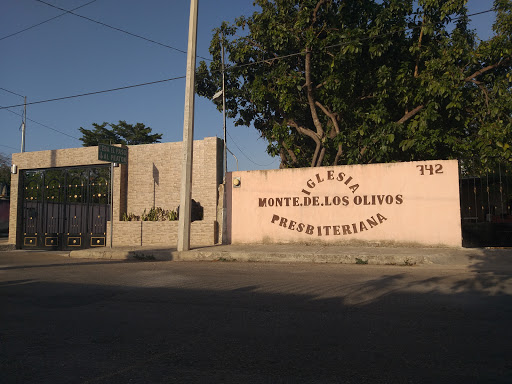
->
[[21, 166, 111, 250], [63, 169, 88, 249], [85, 167, 110, 248], [22, 170, 43, 247], [42, 168, 65, 250]]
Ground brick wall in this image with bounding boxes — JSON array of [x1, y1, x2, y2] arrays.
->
[[123, 138, 222, 222], [9, 138, 223, 247], [107, 221, 215, 247]]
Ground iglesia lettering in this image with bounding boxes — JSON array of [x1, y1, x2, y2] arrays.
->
[[301, 170, 359, 195]]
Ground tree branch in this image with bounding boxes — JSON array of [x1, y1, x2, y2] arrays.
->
[[334, 144, 343, 165], [464, 57, 511, 82], [316, 147, 326, 167], [279, 147, 288, 169], [397, 105, 424, 124], [305, 48, 324, 138], [288, 119, 322, 167], [315, 101, 340, 134], [282, 140, 297, 165], [312, 0, 327, 25], [414, 16, 425, 78], [469, 79, 490, 110], [315, 78, 338, 90]]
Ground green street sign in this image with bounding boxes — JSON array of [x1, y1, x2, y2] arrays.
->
[[98, 144, 128, 164]]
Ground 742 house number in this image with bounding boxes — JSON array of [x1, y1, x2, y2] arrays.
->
[[417, 164, 443, 176]]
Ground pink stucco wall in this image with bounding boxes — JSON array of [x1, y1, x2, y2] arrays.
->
[[226, 160, 462, 247]]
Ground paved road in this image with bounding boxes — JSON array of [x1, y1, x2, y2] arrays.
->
[[1, 251, 511, 383]]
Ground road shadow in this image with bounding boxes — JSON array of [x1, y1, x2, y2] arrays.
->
[[0, 260, 130, 271], [1, 259, 511, 383], [459, 248, 512, 294]]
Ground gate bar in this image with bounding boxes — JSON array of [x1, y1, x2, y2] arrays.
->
[[110, 162, 113, 248]]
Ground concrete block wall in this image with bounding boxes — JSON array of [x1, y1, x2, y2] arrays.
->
[[124, 137, 222, 224], [9, 138, 223, 247], [107, 221, 216, 247]]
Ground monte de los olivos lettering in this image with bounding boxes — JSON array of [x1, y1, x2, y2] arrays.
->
[[257, 169, 405, 237], [258, 194, 403, 207]]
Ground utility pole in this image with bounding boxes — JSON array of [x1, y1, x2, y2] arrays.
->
[[221, 34, 228, 245], [20, 96, 27, 153], [221, 33, 227, 177], [177, 0, 199, 252]]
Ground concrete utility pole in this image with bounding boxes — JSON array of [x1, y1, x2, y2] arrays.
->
[[221, 34, 227, 177], [20, 96, 26, 153], [221, 35, 228, 245], [177, 0, 199, 252]]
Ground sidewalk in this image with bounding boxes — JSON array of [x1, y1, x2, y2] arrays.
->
[[68, 242, 512, 266], [2, 235, 511, 266], [0, 235, 14, 251]]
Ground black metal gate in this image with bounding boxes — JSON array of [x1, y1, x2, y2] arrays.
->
[[21, 165, 111, 250], [460, 164, 512, 247]]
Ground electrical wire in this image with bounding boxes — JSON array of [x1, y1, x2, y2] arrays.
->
[[34, 0, 212, 61], [223, 9, 496, 72], [0, 144, 18, 151], [2, 108, 81, 141], [0, 76, 186, 110], [226, 130, 278, 167], [0, 0, 97, 42], [0, 87, 25, 98], [211, 111, 277, 168], [0, 8, 496, 111], [0, 7, 495, 161]]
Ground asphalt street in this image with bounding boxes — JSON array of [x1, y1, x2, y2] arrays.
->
[[1, 250, 511, 383]]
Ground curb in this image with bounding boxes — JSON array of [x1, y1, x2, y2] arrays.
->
[[177, 249, 444, 265], [70, 248, 179, 261], [69, 247, 435, 265], [34, 245, 512, 267]]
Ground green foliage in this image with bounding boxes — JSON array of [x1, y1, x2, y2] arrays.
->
[[79, 120, 162, 147], [213, 257, 237, 262], [355, 257, 369, 264], [122, 207, 178, 221], [122, 212, 140, 221], [197, 0, 512, 172], [136, 207, 179, 221], [0, 153, 11, 197]]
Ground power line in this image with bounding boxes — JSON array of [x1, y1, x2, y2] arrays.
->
[[34, 0, 212, 61], [224, 8, 496, 72], [226, 130, 277, 167], [0, 8, 496, 111], [0, 0, 97, 42], [0, 144, 18, 151], [2, 107, 80, 141], [0, 87, 25, 98], [0, 76, 186, 110]]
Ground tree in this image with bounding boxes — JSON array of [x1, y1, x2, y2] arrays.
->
[[196, 0, 512, 172], [79, 120, 163, 147], [0, 153, 11, 198]]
